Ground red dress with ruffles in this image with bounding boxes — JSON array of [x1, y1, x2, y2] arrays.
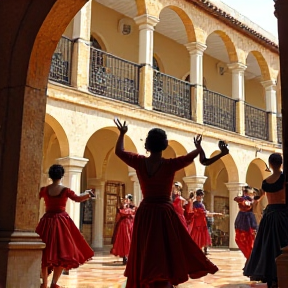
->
[[116, 151, 218, 288], [173, 195, 188, 230], [36, 187, 94, 270], [110, 205, 136, 257], [190, 201, 212, 249]]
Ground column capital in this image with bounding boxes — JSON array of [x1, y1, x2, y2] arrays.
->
[[225, 182, 247, 191], [183, 175, 207, 186], [185, 42, 207, 55], [56, 156, 89, 171], [87, 178, 105, 187], [134, 14, 159, 28], [227, 62, 247, 72], [261, 79, 277, 90]]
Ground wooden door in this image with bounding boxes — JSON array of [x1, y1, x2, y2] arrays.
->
[[103, 181, 125, 244]]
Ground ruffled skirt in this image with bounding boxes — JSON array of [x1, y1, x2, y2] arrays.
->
[[244, 204, 288, 283], [124, 197, 218, 288], [110, 216, 134, 257], [36, 211, 94, 270]]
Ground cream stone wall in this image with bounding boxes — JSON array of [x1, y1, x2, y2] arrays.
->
[[203, 53, 232, 96], [245, 79, 265, 109], [154, 32, 190, 77], [91, 2, 139, 62]]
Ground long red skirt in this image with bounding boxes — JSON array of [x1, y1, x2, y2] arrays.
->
[[235, 228, 255, 259], [190, 210, 211, 249], [36, 211, 94, 269], [110, 216, 134, 257], [124, 199, 218, 288]]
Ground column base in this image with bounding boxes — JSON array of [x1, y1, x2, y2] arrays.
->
[[0, 231, 45, 288]]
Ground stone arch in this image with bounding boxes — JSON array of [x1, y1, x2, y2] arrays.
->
[[246, 158, 270, 186], [27, 1, 87, 89], [168, 140, 196, 176], [85, 127, 138, 179], [247, 51, 271, 81], [45, 114, 69, 157], [153, 53, 164, 72], [166, 6, 196, 43], [206, 30, 238, 63], [90, 32, 107, 51], [246, 158, 270, 223], [210, 152, 239, 183]]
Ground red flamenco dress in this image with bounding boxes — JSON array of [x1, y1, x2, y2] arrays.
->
[[110, 205, 136, 258], [36, 187, 94, 271], [190, 201, 212, 249], [173, 195, 188, 230], [234, 196, 257, 259], [116, 151, 218, 288], [184, 199, 195, 234]]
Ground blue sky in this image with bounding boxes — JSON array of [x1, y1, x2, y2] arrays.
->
[[221, 0, 278, 37]]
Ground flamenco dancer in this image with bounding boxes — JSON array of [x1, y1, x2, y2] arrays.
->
[[114, 118, 228, 288], [172, 182, 188, 229], [111, 194, 136, 265], [244, 153, 288, 288], [234, 186, 258, 260], [36, 164, 94, 288], [189, 190, 212, 252]]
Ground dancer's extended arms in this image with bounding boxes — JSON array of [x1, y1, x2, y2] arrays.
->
[[114, 117, 128, 157], [195, 138, 229, 166]]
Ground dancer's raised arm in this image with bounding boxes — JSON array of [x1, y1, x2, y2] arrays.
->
[[114, 117, 128, 156], [194, 137, 229, 166]]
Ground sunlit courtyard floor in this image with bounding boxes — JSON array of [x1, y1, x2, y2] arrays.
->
[[53, 248, 268, 288]]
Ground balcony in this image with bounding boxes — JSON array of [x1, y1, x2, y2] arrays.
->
[[49, 36, 73, 85], [203, 89, 236, 132], [48, 36, 280, 143], [245, 104, 269, 141], [88, 47, 140, 105], [152, 70, 192, 120]]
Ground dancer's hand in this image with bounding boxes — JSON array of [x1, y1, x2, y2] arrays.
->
[[218, 140, 229, 155], [114, 117, 128, 135], [194, 134, 203, 151]]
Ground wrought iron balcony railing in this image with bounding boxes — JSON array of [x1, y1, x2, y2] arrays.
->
[[49, 36, 73, 85], [152, 70, 192, 120], [245, 103, 269, 141], [88, 47, 141, 105], [277, 116, 282, 144], [203, 89, 236, 132]]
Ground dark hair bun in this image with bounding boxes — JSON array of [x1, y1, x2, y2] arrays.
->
[[196, 189, 204, 196], [49, 164, 65, 180], [268, 153, 282, 167], [145, 128, 168, 153]]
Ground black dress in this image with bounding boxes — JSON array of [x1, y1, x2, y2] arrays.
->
[[243, 174, 288, 285]]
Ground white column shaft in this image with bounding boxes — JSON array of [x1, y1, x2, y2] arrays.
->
[[56, 157, 89, 228]]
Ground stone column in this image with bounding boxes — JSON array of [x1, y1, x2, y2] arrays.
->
[[128, 169, 142, 206], [185, 42, 207, 124], [134, 14, 159, 110], [87, 178, 105, 249], [56, 156, 89, 228], [225, 182, 246, 249], [71, 0, 92, 91], [262, 80, 278, 143], [183, 175, 207, 193], [227, 62, 247, 135]]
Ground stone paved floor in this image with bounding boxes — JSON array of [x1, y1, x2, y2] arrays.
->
[[52, 248, 267, 288]]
